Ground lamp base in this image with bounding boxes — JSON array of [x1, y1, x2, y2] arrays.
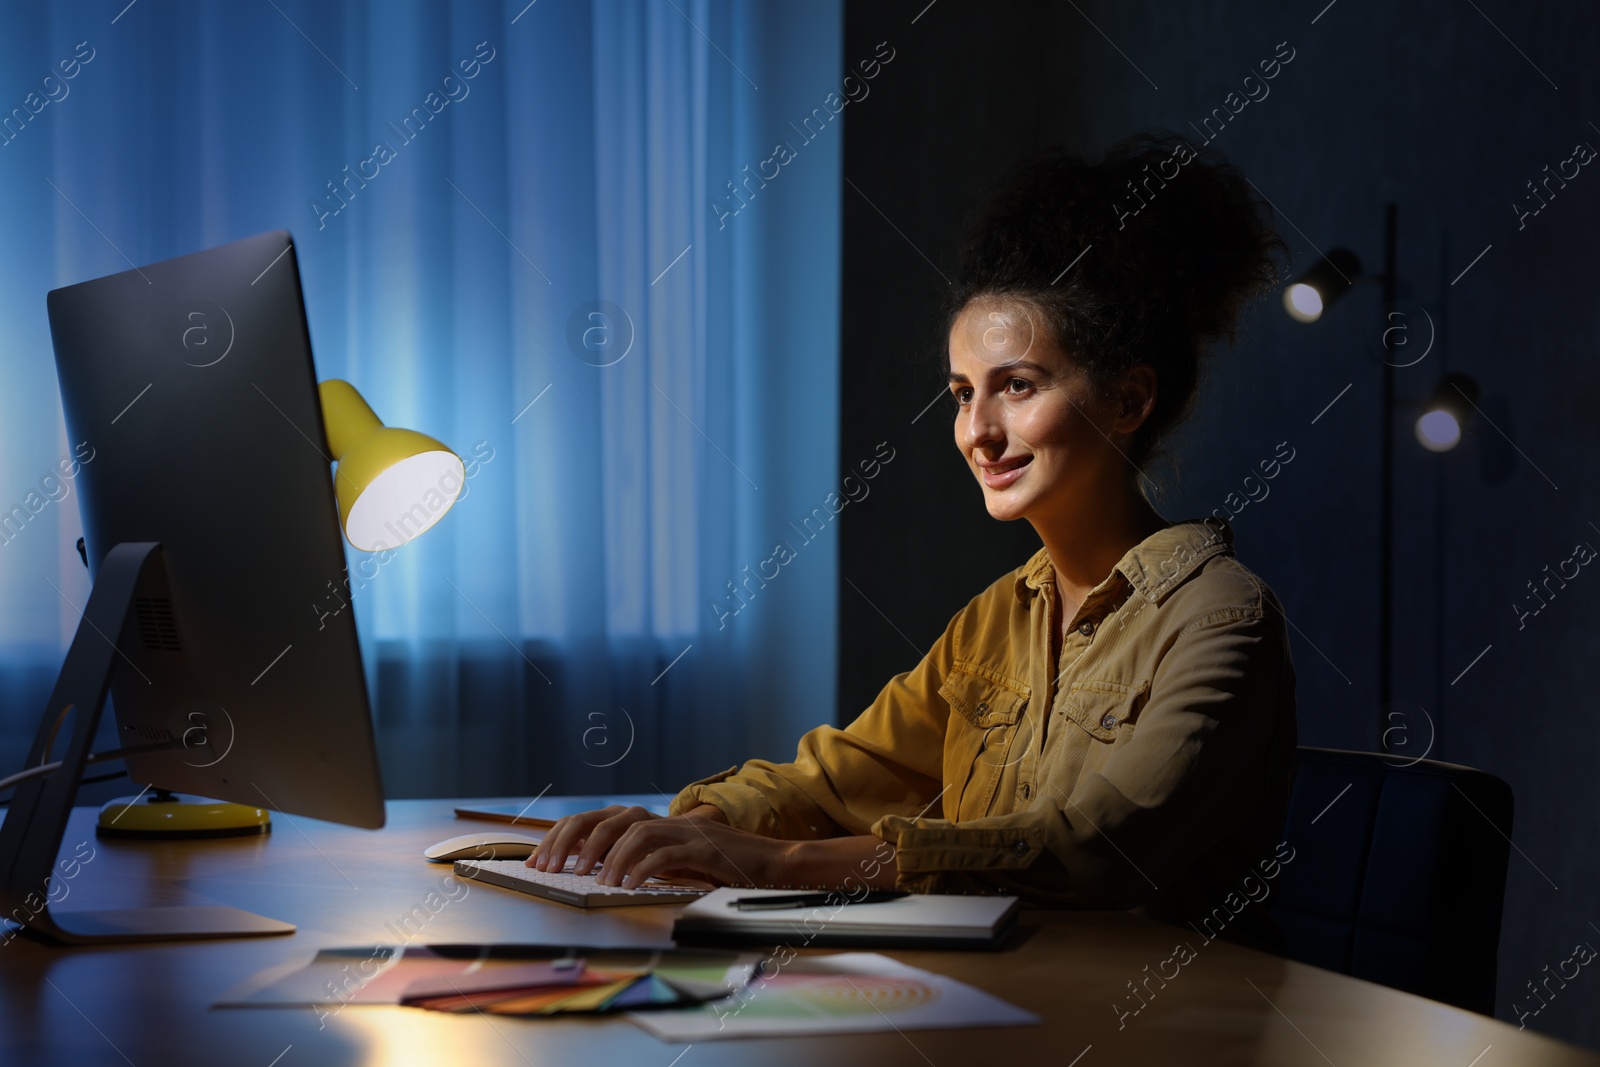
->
[[96, 790, 271, 839]]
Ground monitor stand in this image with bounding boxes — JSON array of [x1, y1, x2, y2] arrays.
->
[[0, 541, 295, 944]]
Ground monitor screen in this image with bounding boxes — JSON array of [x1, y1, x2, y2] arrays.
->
[[44, 230, 385, 830]]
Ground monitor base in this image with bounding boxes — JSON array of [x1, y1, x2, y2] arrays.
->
[[0, 543, 298, 946], [24, 905, 295, 945]]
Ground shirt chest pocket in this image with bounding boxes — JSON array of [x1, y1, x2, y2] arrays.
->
[[1060, 678, 1149, 743], [938, 666, 1030, 820]]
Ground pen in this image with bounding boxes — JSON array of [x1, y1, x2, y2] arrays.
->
[[729, 890, 909, 910]]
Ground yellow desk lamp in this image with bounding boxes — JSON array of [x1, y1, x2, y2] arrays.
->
[[319, 379, 466, 551], [97, 381, 464, 838]]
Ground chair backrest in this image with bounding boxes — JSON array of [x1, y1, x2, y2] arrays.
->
[[1268, 746, 1514, 1015]]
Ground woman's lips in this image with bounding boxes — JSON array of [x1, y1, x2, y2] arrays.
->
[[980, 455, 1032, 489]]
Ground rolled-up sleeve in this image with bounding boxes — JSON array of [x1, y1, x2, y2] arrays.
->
[[873, 608, 1292, 905], [667, 608, 960, 841]]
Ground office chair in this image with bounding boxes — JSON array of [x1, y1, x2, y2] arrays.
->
[[1268, 747, 1514, 1015]]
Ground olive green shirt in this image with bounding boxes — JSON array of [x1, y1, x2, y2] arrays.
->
[[669, 518, 1297, 936]]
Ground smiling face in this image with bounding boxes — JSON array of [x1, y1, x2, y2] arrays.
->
[[947, 299, 1143, 525]]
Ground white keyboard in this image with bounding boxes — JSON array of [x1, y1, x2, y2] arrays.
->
[[454, 859, 711, 908]]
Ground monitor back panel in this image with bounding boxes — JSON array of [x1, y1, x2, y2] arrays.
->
[[47, 230, 385, 828]]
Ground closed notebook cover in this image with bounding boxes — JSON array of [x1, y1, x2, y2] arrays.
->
[[455, 795, 670, 827], [673, 888, 1019, 947]]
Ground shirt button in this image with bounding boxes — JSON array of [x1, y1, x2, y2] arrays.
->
[[1100, 713, 1118, 729], [1012, 839, 1029, 856], [1078, 621, 1095, 637], [976, 701, 989, 714], [1020, 783, 1032, 800]]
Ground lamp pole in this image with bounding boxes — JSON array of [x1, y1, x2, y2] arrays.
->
[[1378, 202, 1397, 740]]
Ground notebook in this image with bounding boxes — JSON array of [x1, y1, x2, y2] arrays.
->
[[454, 794, 671, 828], [672, 888, 1020, 949]]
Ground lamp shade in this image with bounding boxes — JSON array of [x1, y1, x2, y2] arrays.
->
[[1282, 248, 1363, 323], [319, 380, 464, 551]]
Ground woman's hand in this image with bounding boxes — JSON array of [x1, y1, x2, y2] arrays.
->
[[528, 804, 900, 893], [592, 817, 794, 889], [527, 802, 727, 876]]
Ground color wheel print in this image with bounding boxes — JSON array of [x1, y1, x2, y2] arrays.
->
[[737, 975, 940, 1017]]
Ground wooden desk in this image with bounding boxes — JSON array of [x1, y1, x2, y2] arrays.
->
[[2, 798, 1593, 1066]]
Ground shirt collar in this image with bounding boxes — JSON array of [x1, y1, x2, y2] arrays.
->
[[1014, 517, 1236, 607]]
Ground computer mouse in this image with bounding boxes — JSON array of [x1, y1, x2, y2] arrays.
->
[[423, 831, 544, 863]]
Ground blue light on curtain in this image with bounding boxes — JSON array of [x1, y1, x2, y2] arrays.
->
[[0, 0, 842, 800]]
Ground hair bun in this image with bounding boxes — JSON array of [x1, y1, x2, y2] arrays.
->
[[1099, 131, 1281, 344]]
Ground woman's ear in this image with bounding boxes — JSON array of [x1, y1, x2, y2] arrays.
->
[[1114, 364, 1158, 435]]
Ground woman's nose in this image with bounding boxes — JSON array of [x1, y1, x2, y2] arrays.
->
[[962, 392, 1003, 451]]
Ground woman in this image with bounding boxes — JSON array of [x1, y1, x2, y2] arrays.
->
[[530, 130, 1297, 945]]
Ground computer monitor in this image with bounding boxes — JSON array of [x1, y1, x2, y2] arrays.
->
[[0, 230, 386, 944]]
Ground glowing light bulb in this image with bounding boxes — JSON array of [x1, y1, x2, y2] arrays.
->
[[1283, 283, 1324, 324], [1415, 409, 1462, 453]]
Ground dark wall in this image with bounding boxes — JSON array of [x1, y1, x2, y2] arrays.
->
[[837, 2, 1091, 690], [840, 0, 1600, 1048]]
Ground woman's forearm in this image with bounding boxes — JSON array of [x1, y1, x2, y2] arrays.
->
[[684, 803, 728, 823], [677, 805, 899, 890], [775, 834, 900, 890]]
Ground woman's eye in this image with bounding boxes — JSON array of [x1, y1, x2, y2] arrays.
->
[[952, 387, 973, 404], [1006, 378, 1031, 394]]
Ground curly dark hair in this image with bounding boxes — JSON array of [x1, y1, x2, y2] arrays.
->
[[944, 129, 1286, 470]]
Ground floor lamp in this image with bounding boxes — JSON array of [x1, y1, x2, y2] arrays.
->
[[1282, 203, 1478, 748]]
